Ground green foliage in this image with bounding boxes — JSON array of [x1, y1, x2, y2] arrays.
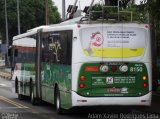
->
[[91, 3, 148, 23], [147, 0, 160, 29], [0, 0, 61, 45], [92, 4, 102, 11], [124, 4, 148, 23]]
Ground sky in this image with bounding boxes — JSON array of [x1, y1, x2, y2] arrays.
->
[[53, 0, 142, 18]]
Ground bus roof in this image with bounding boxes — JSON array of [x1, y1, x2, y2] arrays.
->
[[13, 15, 148, 41]]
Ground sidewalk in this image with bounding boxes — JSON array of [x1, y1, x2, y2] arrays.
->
[[0, 67, 11, 79]]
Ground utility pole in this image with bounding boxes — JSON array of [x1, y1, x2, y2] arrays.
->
[[17, 0, 21, 34], [62, 0, 66, 20], [45, 0, 49, 25], [4, 0, 9, 66], [5, 0, 9, 47]]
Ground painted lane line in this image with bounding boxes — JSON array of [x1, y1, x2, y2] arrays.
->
[[0, 96, 28, 108], [0, 96, 41, 115], [0, 107, 29, 109], [0, 97, 24, 108], [0, 83, 6, 86], [0, 96, 40, 114]]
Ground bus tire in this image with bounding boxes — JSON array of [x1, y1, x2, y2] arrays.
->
[[55, 87, 63, 114], [17, 81, 24, 100], [15, 77, 18, 93]]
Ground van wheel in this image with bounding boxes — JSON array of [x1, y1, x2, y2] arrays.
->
[[55, 87, 63, 114]]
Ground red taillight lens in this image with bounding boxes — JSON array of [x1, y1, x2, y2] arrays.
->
[[79, 83, 85, 88], [111, 66, 117, 72], [85, 66, 99, 72], [80, 76, 86, 81], [143, 82, 148, 88]]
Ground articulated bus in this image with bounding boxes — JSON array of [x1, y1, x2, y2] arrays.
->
[[9, 1, 152, 114]]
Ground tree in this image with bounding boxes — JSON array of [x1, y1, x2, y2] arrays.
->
[[147, 0, 160, 90], [148, 0, 160, 28], [104, 0, 118, 6], [92, 0, 147, 22], [0, 0, 61, 45], [104, 0, 135, 7]]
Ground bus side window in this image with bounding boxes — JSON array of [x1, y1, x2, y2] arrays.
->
[[59, 31, 67, 64], [66, 30, 72, 65], [58, 30, 72, 65], [48, 32, 60, 64], [41, 33, 50, 63]]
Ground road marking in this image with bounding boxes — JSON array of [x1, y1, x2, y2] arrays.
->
[[0, 107, 28, 109], [0, 96, 28, 108], [0, 96, 41, 115], [0, 83, 6, 86]]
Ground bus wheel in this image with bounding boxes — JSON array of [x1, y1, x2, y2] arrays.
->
[[17, 81, 24, 100], [55, 87, 63, 114], [15, 78, 18, 93]]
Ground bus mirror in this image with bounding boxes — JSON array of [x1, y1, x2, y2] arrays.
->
[[15, 49, 18, 57]]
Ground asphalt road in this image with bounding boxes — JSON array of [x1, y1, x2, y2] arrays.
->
[[0, 77, 160, 119]]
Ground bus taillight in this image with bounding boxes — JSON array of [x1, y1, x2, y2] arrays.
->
[[80, 76, 86, 81], [79, 83, 85, 88], [143, 82, 148, 88], [85, 66, 99, 72], [111, 66, 117, 72]]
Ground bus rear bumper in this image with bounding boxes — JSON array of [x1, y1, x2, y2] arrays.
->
[[72, 91, 152, 107]]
